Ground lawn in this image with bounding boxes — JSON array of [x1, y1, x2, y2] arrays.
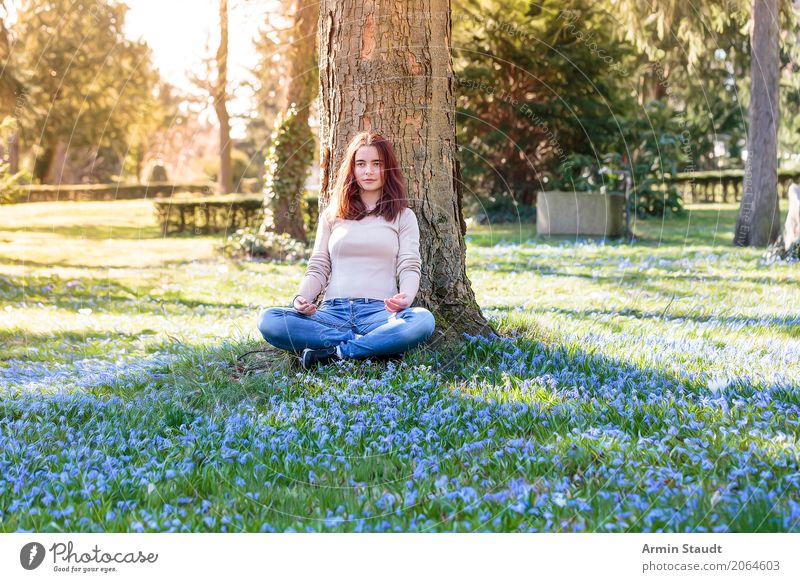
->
[[0, 199, 798, 532]]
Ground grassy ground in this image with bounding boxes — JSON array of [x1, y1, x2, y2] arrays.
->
[[0, 199, 798, 532]]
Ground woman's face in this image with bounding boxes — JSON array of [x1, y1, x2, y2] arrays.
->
[[353, 145, 384, 194]]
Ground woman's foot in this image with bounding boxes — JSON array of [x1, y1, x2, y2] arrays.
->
[[300, 346, 341, 370]]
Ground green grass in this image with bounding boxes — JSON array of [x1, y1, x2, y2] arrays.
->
[[0, 198, 798, 532]]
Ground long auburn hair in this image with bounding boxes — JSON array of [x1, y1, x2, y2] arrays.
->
[[329, 131, 408, 222]]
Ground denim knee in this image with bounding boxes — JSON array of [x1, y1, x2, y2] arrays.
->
[[257, 307, 288, 342], [400, 307, 435, 343], [414, 308, 436, 340]]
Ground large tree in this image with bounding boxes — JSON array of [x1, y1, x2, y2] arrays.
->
[[735, 0, 781, 246], [318, 0, 491, 339], [261, 0, 318, 242]]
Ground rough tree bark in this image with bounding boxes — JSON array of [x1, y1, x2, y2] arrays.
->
[[261, 0, 318, 242], [318, 0, 492, 340], [214, 0, 233, 194], [735, 0, 781, 247]]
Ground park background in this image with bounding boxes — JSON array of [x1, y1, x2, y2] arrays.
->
[[0, 0, 799, 533]]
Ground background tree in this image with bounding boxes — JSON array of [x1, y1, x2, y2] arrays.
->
[[735, 0, 781, 246], [319, 0, 491, 338], [190, 0, 257, 192], [240, 9, 293, 178], [124, 80, 184, 182], [261, 0, 318, 242], [608, 0, 799, 168], [13, 0, 160, 184], [137, 79, 189, 182], [605, 0, 797, 245], [0, 1, 23, 174], [214, 0, 233, 194], [453, 0, 637, 208]]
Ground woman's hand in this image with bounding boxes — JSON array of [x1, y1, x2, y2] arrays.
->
[[293, 295, 317, 316], [384, 292, 411, 313]]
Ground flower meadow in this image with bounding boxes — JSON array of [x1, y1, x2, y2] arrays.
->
[[0, 200, 798, 532]]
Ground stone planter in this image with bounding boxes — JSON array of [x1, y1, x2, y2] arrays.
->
[[536, 190, 625, 237]]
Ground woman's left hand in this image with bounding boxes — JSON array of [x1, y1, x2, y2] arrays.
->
[[384, 292, 411, 313]]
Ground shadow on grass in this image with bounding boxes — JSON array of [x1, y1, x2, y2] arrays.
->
[[0, 272, 257, 314], [0, 328, 167, 362], [0, 252, 221, 270], [473, 258, 775, 288], [0, 225, 165, 240], [533, 306, 800, 337]]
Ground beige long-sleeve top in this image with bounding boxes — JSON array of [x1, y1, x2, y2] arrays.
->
[[297, 207, 422, 304]]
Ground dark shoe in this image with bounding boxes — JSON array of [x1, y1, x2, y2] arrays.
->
[[300, 346, 340, 370]]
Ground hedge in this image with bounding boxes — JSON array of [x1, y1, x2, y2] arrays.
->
[[15, 182, 214, 203], [154, 193, 320, 236]]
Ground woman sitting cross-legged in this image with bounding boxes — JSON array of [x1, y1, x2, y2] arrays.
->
[[257, 131, 436, 370]]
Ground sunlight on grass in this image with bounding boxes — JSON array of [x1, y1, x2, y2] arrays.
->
[[0, 200, 218, 267]]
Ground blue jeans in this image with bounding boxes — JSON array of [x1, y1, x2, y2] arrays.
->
[[257, 298, 436, 360]]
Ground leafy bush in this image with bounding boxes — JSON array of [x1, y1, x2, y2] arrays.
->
[[553, 102, 686, 219], [262, 104, 314, 237], [154, 194, 262, 235], [0, 117, 29, 204], [220, 226, 308, 262], [0, 162, 30, 204]]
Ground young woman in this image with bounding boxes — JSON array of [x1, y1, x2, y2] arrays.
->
[[257, 131, 436, 370]]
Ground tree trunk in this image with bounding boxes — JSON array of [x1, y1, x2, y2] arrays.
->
[[134, 142, 144, 183], [318, 0, 492, 340], [638, 62, 669, 106], [33, 146, 53, 184], [735, 0, 781, 247], [7, 130, 19, 174], [42, 140, 68, 184], [261, 0, 318, 242], [215, 0, 233, 194]]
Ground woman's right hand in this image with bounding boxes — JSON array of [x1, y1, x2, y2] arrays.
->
[[293, 295, 317, 316]]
